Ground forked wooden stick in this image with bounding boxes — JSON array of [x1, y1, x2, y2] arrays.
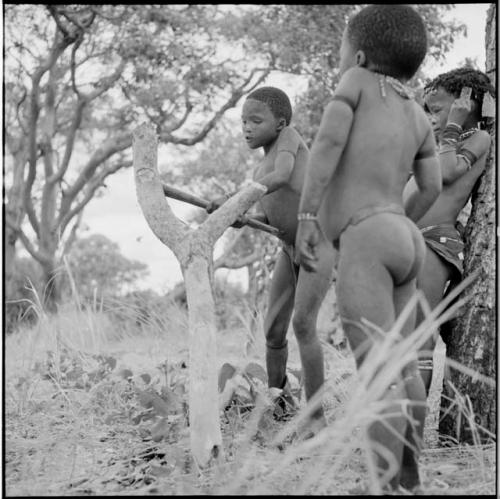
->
[[162, 183, 280, 237]]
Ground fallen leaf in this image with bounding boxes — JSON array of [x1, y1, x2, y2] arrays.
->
[[243, 362, 267, 384], [151, 418, 170, 442], [218, 362, 237, 392]]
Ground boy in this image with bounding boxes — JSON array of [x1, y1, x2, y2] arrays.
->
[[207, 87, 335, 432], [403, 68, 494, 394], [295, 5, 440, 492]]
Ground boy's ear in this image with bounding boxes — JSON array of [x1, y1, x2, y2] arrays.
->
[[276, 117, 286, 131], [355, 50, 367, 67]]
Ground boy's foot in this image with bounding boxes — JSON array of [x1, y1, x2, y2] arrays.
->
[[270, 378, 299, 421]]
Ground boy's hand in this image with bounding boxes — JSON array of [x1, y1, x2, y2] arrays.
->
[[447, 86, 472, 127], [206, 194, 230, 214], [296, 220, 320, 272], [231, 215, 248, 229]]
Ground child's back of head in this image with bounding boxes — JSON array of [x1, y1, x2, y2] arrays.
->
[[347, 4, 427, 80]]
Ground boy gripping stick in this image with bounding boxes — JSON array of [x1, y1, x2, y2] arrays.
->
[[295, 5, 441, 492], [207, 87, 335, 431], [403, 68, 494, 395]]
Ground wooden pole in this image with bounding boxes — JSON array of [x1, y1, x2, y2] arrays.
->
[[162, 183, 280, 237]]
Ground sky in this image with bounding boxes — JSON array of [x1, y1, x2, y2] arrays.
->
[[82, 3, 492, 294]]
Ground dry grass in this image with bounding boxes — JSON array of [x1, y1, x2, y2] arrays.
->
[[4, 287, 496, 496]]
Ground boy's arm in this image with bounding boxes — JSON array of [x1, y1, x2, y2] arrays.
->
[[439, 131, 491, 184], [438, 87, 489, 184], [447, 134, 492, 196], [405, 125, 442, 223], [296, 69, 359, 271], [297, 69, 359, 216], [255, 127, 300, 193]]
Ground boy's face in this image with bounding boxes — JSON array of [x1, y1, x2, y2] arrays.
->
[[338, 29, 358, 76], [241, 99, 282, 150], [423, 87, 456, 139]]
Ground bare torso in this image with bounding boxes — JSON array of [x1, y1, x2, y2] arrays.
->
[[254, 127, 309, 246]]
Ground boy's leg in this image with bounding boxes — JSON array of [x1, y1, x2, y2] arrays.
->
[[394, 279, 426, 491], [415, 248, 452, 395], [292, 240, 336, 422], [264, 248, 296, 390], [336, 215, 423, 491], [337, 249, 406, 490]]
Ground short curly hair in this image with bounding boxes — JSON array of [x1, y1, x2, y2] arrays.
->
[[246, 86, 293, 126], [346, 4, 427, 80], [424, 67, 496, 110]]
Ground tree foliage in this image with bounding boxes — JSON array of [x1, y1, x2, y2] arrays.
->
[[4, 4, 274, 307], [62, 234, 149, 299]]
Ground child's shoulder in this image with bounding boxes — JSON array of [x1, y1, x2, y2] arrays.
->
[[462, 129, 491, 152], [278, 125, 305, 143], [275, 125, 308, 154]]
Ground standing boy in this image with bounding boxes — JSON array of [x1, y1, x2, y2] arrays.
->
[[403, 68, 494, 394], [208, 87, 335, 431], [295, 5, 441, 492]]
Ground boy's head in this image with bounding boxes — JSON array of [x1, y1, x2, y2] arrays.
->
[[423, 67, 496, 135], [246, 87, 293, 125], [341, 5, 427, 80], [242, 87, 292, 150]]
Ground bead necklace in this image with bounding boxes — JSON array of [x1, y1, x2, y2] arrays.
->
[[377, 73, 414, 100], [459, 127, 479, 141]]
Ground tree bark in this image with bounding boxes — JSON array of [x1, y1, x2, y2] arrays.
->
[[133, 122, 267, 467], [438, 4, 496, 444], [4, 145, 27, 299]]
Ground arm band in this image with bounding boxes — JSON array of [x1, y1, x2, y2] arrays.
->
[[415, 148, 435, 160], [331, 94, 356, 110], [457, 148, 478, 169]]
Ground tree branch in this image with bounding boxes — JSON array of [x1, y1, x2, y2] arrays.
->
[[5, 216, 51, 265], [59, 159, 132, 234], [60, 132, 132, 218], [163, 89, 193, 133], [61, 209, 84, 256], [40, 64, 59, 243], [158, 67, 271, 145], [52, 99, 85, 184]]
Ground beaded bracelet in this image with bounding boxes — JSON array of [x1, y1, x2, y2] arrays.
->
[[441, 122, 462, 146], [297, 212, 318, 221], [457, 153, 472, 170], [446, 121, 463, 131]]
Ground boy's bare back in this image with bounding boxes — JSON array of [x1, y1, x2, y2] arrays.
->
[[316, 66, 435, 243]]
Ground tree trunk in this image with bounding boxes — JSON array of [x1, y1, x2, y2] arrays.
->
[[183, 249, 222, 462], [4, 146, 28, 299], [133, 122, 268, 467], [40, 258, 62, 312], [438, 4, 496, 443]]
